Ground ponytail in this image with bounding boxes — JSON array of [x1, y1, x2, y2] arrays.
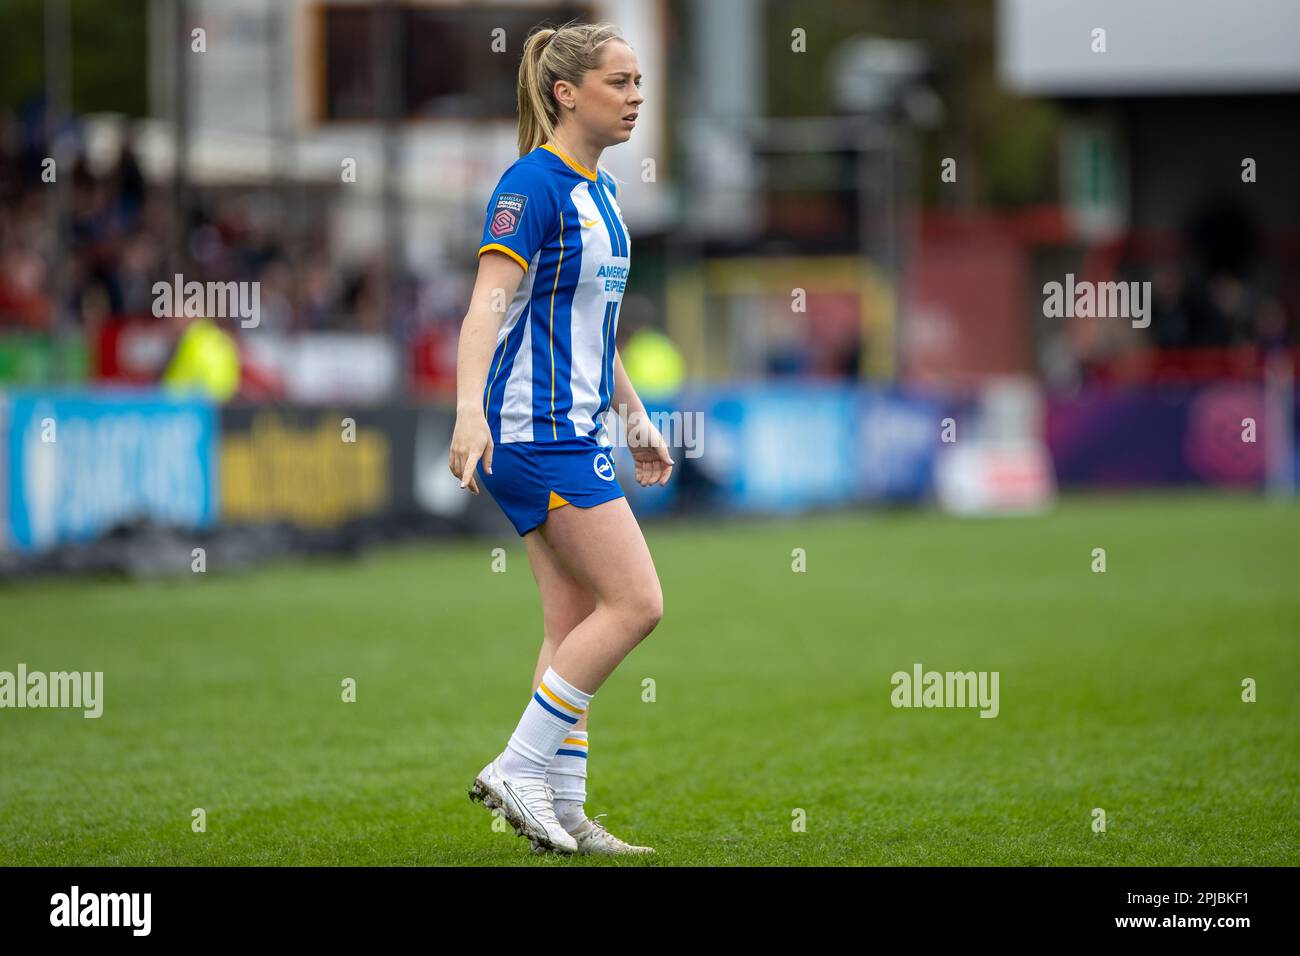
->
[[516, 21, 625, 157]]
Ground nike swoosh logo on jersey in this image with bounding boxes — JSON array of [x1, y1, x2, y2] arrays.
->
[[581, 218, 598, 227]]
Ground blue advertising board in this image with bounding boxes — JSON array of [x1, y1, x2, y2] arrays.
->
[[665, 383, 943, 513], [1, 390, 218, 552]]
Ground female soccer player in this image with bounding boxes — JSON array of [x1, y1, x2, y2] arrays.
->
[[448, 21, 673, 855]]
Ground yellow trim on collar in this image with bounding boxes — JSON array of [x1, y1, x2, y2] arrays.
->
[[541, 142, 598, 181]]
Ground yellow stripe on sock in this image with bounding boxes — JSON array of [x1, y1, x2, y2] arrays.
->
[[539, 682, 586, 714], [562, 737, 588, 747]]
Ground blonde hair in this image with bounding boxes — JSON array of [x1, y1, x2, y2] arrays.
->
[[517, 20, 627, 158]]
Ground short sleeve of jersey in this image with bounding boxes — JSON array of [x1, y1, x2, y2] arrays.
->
[[478, 161, 557, 272]]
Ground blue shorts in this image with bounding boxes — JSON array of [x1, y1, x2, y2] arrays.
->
[[477, 435, 625, 536]]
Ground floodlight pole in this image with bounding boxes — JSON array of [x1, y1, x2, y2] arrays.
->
[[375, 0, 407, 396], [44, 0, 72, 381], [171, 0, 192, 281]]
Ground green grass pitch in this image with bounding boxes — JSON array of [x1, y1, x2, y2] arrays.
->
[[1, 493, 1296, 865]]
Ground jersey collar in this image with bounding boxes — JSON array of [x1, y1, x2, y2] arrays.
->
[[540, 142, 598, 181]]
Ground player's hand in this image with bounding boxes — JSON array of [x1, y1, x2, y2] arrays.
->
[[625, 412, 674, 487], [449, 413, 493, 495]]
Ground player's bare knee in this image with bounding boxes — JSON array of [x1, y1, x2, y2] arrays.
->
[[620, 582, 663, 640], [645, 583, 664, 633], [543, 604, 592, 645]]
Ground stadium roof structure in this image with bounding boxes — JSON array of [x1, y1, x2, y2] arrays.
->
[[998, 0, 1300, 96]]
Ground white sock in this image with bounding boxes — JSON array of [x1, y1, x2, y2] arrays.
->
[[548, 730, 589, 831], [498, 667, 594, 781]]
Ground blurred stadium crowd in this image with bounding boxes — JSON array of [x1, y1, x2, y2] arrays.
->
[[0, 0, 1295, 569], [0, 108, 430, 335]]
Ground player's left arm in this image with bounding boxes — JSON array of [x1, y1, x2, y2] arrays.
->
[[611, 348, 647, 428], [612, 349, 674, 486]]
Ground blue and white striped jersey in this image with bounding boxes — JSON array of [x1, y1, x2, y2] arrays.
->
[[478, 143, 631, 446]]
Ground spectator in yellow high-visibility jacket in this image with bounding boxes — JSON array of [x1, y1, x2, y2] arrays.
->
[[162, 316, 240, 403], [621, 326, 684, 401]]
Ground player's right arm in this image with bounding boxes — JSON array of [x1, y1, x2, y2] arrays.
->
[[450, 251, 525, 494], [451, 161, 556, 494]]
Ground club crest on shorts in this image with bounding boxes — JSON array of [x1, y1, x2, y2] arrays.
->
[[489, 193, 527, 238], [593, 451, 616, 481]]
